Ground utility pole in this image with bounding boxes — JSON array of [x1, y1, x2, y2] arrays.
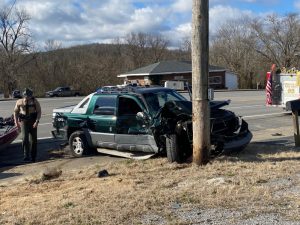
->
[[191, 0, 210, 165]]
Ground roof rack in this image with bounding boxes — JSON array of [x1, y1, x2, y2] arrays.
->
[[96, 85, 161, 94]]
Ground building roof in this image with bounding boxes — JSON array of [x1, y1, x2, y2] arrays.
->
[[118, 60, 226, 77]]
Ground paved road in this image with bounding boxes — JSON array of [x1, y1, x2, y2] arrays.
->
[[0, 97, 84, 141], [0, 91, 292, 140], [0, 90, 295, 175]]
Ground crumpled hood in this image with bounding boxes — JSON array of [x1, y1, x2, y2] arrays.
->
[[161, 100, 231, 117]]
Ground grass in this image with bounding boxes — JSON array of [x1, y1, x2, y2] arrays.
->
[[0, 143, 299, 224]]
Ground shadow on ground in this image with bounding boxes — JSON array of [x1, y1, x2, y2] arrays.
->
[[0, 138, 70, 179], [222, 135, 300, 162]]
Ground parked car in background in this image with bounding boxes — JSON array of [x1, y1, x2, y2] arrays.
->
[[51, 87, 252, 162], [12, 90, 22, 98], [45, 86, 80, 97]]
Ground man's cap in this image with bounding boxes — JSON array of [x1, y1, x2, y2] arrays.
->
[[23, 88, 33, 97]]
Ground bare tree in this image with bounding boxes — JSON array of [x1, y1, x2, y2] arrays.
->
[[125, 32, 148, 68], [0, 1, 33, 97], [124, 32, 169, 68], [147, 33, 169, 62], [210, 17, 264, 88], [44, 39, 62, 52], [251, 13, 300, 68]]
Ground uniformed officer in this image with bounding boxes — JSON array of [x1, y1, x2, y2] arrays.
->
[[14, 88, 41, 162]]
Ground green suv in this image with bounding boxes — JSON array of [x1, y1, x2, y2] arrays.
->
[[52, 87, 252, 162]]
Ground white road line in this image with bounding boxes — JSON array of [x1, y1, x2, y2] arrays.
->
[[39, 123, 52, 126], [243, 112, 285, 118], [228, 105, 264, 109]]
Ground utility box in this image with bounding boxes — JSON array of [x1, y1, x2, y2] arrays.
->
[[279, 74, 300, 108], [164, 81, 184, 90], [268, 71, 300, 109]]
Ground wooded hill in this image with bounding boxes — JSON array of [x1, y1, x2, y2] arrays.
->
[[17, 43, 189, 97]]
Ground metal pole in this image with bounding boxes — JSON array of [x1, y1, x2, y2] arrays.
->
[[191, 0, 210, 165]]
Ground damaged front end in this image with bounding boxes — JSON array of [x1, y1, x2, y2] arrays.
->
[[210, 101, 252, 156], [153, 100, 252, 161]]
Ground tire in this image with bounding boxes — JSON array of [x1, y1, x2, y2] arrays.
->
[[69, 131, 89, 157], [165, 134, 180, 163]]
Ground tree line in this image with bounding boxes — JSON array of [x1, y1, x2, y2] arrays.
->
[[1, 2, 300, 97]]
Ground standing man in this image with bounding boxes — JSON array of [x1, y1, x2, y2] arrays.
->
[[14, 88, 41, 162]]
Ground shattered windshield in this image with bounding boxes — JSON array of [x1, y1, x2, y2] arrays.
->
[[142, 90, 187, 115]]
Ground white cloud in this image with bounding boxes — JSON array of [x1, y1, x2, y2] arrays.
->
[[295, 0, 300, 10], [171, 0, 192, 13], [209, 5, 254, 34], [0, 0, 279, 49]]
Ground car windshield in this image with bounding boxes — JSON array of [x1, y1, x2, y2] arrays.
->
[[142, 90, 187, 115], [54, 87, 62, 91]]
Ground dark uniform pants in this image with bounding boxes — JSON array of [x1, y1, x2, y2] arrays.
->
[[21, 120, 37, 161]]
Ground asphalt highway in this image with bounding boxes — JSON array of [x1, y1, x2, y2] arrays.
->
[[0, 90, 293, 141]]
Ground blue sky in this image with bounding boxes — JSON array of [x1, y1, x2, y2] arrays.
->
[[1, 0, 299, 49]]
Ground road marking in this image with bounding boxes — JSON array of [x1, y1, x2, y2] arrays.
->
[[228, 105, 263, 109], [243, 112, 286, 118], [42, 113, 53, 116], [39, 123, 52, 126]]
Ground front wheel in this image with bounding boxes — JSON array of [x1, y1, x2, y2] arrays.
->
[[69, 131, 89, 157], [165, 134, 180, 163]]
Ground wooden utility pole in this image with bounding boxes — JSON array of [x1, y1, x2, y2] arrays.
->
[[191, 0, 210, 165]]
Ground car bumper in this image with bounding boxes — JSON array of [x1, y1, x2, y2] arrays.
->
[[223, 131, 253, 154], [51, 128, 67, 140], [46, 93, 54, 97]]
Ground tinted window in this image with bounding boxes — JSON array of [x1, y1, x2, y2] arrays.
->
[[93, 96, 117, 115], [118, 97, 142, 116]]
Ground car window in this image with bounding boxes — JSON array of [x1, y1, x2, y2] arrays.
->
[[118, 97, 142, 116], [93, 96, 117, 115], [79, 98, 90, 108], [143, 90, 187, 114]]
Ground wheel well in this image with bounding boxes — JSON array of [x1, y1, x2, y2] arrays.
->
[[67, 127, 81, 139]]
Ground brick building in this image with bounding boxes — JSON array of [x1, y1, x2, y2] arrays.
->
[[117, 61, 238, 90]]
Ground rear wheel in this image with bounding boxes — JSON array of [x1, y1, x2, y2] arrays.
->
[[69, 131, 89, 157], [165, 134, 180, 163]]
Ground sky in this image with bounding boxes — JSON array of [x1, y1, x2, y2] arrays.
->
[[1, 0, 299, 49]]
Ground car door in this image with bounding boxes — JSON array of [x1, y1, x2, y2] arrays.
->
[[63, 87, 71, 97], [88, 95, 117, 148], [115, 95, 158, 153]]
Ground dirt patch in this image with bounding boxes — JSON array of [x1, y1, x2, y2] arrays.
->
[[0, 142, 299, 225]]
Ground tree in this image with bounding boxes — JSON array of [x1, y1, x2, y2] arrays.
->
[[210, 17, 263, 88], [124, 32, 169, 68], [44, 39, 62, 52], [251, 13, 300, 68], [0, 1, 33, 97]]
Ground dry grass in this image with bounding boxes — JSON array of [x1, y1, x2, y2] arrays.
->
[[0, 143, 300, 225]]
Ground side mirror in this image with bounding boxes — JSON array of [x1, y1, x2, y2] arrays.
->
[[136, 112, 150, 122]]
